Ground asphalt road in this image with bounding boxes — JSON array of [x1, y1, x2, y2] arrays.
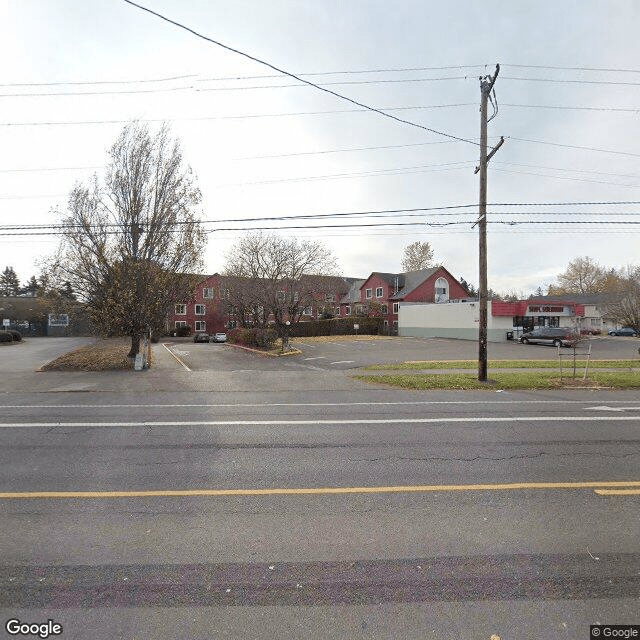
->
[[0, 386, 639, 639], [165, 334, 640, 372]]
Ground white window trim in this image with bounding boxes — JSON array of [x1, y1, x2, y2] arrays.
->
[[382, 304, 389, 314], [365, 288, 372, 299], [376, 287, 384, 298], [175, 304, 186, 315], [195, 304, 206, 315], [393, 302, 399, 314], [195, 321, 206, 331], [345, 305, 351, 315], [175, 320, 187, 328], [203, 287, 214, 299]]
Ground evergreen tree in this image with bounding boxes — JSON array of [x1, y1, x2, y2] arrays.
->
[[0, 266, 20, 296]]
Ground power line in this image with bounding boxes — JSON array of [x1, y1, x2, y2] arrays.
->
[[492, 167, 640, 188], [4, 200, 640, 229], [0, 104, 476, 128], [219, 161, 475, 187], [3, 217, 640, 237], [0, 65, 491, 89], [0, 74, 199, 88], [503, 103, 640, 113], [508, 137, 640, 159], [502, 76, 640, 86], [120, 0, 479, 146], [503, 64, 640, 74]]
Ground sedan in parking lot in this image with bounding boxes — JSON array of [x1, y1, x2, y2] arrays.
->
[[192, 333, 210, 343], [211, 332, 227, 343], [608, 327, 638, 337], [519, 327, 578, 347]]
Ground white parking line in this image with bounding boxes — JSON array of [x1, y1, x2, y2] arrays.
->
[[304, 356, 327, 361], [330, 360, 355, 365], [162, 343, 191, 372], [2, 416, 640, 429]]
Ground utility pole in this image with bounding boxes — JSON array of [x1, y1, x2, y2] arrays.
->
[[477, 65, 503, 382]]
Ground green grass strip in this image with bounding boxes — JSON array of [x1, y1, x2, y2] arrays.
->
[[354, 370, 640, 390], [363, 359, 640, 371]]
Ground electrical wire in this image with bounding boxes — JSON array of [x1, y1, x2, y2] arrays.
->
[[120, 0, 479, 146], [508, 137, 640, 159]]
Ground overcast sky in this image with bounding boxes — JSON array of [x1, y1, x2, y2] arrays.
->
[[3, 0, 640, 296]]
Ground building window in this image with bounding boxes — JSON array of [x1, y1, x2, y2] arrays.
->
[[203, 287, 215, 299], [277, 291, 285, 303], [303, 306, 313, 315], [345, 305, 351, 315], [195, 321, 206, 331], [293, 291, 299, 303], [195, 304, 206, 315], [325, 293, 336, 303], [435, 277, 449, 302], [376, 287, 384, 298], [175, 304, 186, 315], [393, 302, 399, 314], [175, 320, 187, 328], [382, 304, 389, 314], [366, 288, 372, 299]]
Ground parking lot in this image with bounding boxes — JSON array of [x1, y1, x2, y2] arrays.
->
[[163, 334, 640, 372]]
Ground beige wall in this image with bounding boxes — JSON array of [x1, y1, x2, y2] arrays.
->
[[399, 300, 514, 342]]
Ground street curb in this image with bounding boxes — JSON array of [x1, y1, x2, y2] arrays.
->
[[226, 343, 302, 358]]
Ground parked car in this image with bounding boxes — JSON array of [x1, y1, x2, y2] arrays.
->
[[519, 327, 578, 347], [193, 333, 210, 343], [608, 327, 638, 337], [211, 332, 227, 343]]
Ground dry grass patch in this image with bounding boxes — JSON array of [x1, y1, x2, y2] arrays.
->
[[39, 338, 149, 371]]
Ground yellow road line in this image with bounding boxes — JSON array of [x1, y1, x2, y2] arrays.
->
[[594, 488, 640, 496], [1, 480, 640, 499]]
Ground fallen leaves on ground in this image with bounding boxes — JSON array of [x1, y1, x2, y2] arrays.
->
[[40, 338, 153, 371]]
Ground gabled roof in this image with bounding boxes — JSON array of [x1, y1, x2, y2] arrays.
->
[[390, 267, 440, 300], [340, 279, 366, 304]]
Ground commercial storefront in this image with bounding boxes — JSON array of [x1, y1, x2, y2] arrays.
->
[[398, 297, 606, 342]]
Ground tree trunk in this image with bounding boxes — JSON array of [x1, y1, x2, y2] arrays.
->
[[128, 333, 141, 358]]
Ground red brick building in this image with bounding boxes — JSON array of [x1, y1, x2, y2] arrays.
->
[[340, 267, 471, 333]]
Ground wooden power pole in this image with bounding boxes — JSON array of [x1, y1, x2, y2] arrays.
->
[[477, 65, 503, 382]]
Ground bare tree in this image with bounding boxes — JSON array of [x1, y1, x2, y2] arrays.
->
[[548, 256, 608, 294], [604, 266, 640, 330], [50, 123, 205, 356], [223, 232, 341, 342], [401, 241, 435, 272]]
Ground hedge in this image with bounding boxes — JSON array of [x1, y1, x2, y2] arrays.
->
[[288, 316, 383, 337], [227, 327, 278, 349], [0, 331, 14, 342]]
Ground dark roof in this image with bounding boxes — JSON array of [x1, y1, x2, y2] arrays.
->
[[390, 267, 440, 300], [340, 279, 366, 304]]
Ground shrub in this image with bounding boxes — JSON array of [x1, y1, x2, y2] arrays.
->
[[0, 331, 14, 343], [9, 330, 22, 341], [227, 327, 278, 349], [288, 316, 383, 337], [168, 325, 192, 337]]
